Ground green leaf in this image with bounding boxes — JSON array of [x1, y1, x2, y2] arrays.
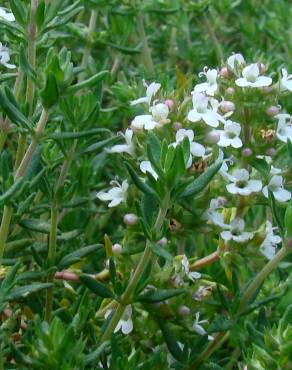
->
[[157, 319, 184, 363], [9, 0, 27, 27], [269, 190, 285, 235], [47, 128, 109, 141], [279, 305, 292, 335], [207, 315, 233, 334], [287, 139, 292, 159], [125, 162, 158, 198], [7, 283, 53, 300], [19, 219, 58, 234], [147, 132, 163, 174], [0, 177, 24, 206], [284, 201, 292, 238], [35, 0, 46, 29], [58, 244, 102, 269], [40, 72, 59, 108], [248, 157, 270, 178], [179, 160, 222, 199], [152, 245, 172, 262], [80, 137, 118, 154], [1, 262, 21, 290], [0, 87, 31, 129], [79, 275, 114, 298], [19, 44, 37, 80], [67, 70, 108, 94], [84, 341, 110, 365], [137, 288, 185, 303]]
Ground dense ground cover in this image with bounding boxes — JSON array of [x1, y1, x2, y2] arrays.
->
[[0, 1, 292, 369]]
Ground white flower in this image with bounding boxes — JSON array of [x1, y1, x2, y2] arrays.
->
[[96, 180, 128, 207], [194, 67, 218, 96], [235, 63, 272, 88], [227, 53, 245, 72], [105, 305, 133, 335], [0, 8, 15, 22], [226, 169, 262, 196], [216, 120, 242, 148], [171, 129, 205, 168], [106, 128, 134, 156], [131, 81, 160, 106], [203, 198, 229, 229], [182, 255, 201, 282], [262, 175, 291, 202], [131, 102, 170, 131], [260, 221, 282, 260], [220, 218, 254, 243], [280, 68, 292, 92], [187, 93, 225, 128], [275, 113, 292, 143], [193, 312, 214, 341], [149, 102, 170, 124], [140, 160, 158, 180], [0, 43, 16, 69]]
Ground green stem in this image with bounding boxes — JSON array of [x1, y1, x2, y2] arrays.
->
[[0, 132, 7, 152], [100, 206, 168, 342], [15, 109, 49, 180], [14, 134, 27, 170], [137, 13, 154, 75], [44, 205, 58, 322], [78, 9, 97, 83], [238, 245, 290, 312], [0, 206, 13, 259], [26, 0, 38, 115]]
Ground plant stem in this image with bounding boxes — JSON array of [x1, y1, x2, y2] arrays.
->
[[26, 0, 38, 115], [238, 245, 290, 312], [78, 9, 98, 83], [137, 13, 154, 75], [189, 250, 219, 271], [15, 109, 49, 180], [44, 205, 58, 322], [14, 134, 27, 170], [0, 206, 13, 259], [100, 206, 167, 342]]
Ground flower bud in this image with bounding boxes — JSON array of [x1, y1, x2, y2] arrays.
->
[[259, 63, 267, 74], [123, 213, 138, 225], [173, 121, 182, 130], [164, 99, 174, 110], [220, 100, 235, 114], [266, 148, 276, 157], [262, 86, 273, 94], [266, 106, 280, 117], [158, 237, 167, 247], [226, 87, 235, 96], [207, 130, 220, 144], [217, 196, 227, 207], [112, 243, 122, 255], [177, 305, 191, 316], [242, 148, 252, 157], [219, 67, 229, 78]]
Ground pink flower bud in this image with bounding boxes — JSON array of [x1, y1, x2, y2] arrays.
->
[[266, 148, 276, 157], [207, 130, 220, 144], [177, 305, 191, 316], [112, 243, 122, 255], [173, 121, 183, 130], [262, 86, 273, 94], [164, 99, 174, 110], [219, 67, 229, 78], [123, 213, 138, 225], [242, 148, 252, 157], [217, 196, 227, 207], [266, 106, 279, 117], [220, 101, 235, 114], [158, 237, 167, 247], [226, 87, 235, 96]]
